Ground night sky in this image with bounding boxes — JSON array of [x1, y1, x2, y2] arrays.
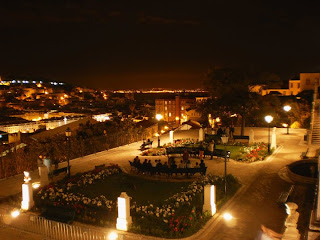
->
[[1, 1, 320, 89]]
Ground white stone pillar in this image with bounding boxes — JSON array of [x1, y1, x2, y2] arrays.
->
[[21, 171, 34, 211], [249, 129, 255, 144], [271, 127, 277, 150], [116, 192, 132, 231], [199, 128, 204, 142], [39, 166, 49, 187], [203, 185, 216, 216], [169, 131, 174, 143]]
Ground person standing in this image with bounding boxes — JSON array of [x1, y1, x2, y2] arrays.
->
[[209, 140, 215, 160], [182, 149, 189, 164], [230, 125, 235, 139]]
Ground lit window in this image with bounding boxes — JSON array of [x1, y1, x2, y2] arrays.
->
[[181, 107, 184, 110], [169, 112, 171, 117], [298, 83, 300, 88]]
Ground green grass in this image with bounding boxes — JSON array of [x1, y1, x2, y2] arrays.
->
[[76, 173, 191, 205], [215, 145, 242, 159]]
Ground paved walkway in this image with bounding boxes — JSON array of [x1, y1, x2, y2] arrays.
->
[[0, 127, 312, 239]]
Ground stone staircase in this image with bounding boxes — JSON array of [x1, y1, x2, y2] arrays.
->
[[312, 110, 320, 144]]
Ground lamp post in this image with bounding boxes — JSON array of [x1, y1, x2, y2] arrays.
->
[[283, 105, 291, 134], [264, 115, 273, 153], [156, 114, 163, 147], [221, 135, 229, 195], [65, 127, 71, 179]]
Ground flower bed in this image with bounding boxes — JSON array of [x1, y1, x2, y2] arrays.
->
[[35, 165, 121, 226], [35, 166, 241, 238], [130, 174, 240, 237], [235, 142, 269, 162], [141, 148, 166, 156]]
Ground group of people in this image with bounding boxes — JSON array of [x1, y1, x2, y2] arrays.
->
[[132, 156, 206, 175], [216, 125, 235, 138]]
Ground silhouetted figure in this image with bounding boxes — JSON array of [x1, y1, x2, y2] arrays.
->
[[199, 160, 205, 168], [217, 126, 223, 136]]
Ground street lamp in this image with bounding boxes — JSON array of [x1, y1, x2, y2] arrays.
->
[[264, 115, 273, 153], [65, 127, 71, 178], [283, 105, 291, 134], [221, 135, 229, 195], [156, 114, 163, 147]]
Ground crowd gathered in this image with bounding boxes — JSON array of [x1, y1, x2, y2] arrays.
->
[[131, 155, 206, 176]]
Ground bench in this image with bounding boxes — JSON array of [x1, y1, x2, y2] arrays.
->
[[95, 164, 106, 170], [52, 166, 70, 176], [233, 135, 249, 142], [203, 149, 231, 158], [41, 206, 75, 224], [278, 185, 294, 205], [133, 164, 207, 177], [205, 134, 221, 143]]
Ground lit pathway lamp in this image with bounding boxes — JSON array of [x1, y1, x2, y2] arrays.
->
[[156, 114, 163, 147], [283, 105, 292, 134], [65, 127, 71, 179], [264, 115, 273, 153], [221, 135, 229, 195]]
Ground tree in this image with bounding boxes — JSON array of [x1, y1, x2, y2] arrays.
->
[[202, 67, 261, 135]]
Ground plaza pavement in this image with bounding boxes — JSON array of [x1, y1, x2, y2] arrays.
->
[[0, 127, 312, 239]]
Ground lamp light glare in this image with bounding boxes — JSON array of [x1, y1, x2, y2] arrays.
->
[[107, 231, 118, 240], [223, 212, 233, 221], [32, 182, 40, 189], [282, 123, 288, 128], [11, 210, 20, 218], [156, 114, 163, 121], [283, 105, 291, 112], [264, 115, 273, 123]]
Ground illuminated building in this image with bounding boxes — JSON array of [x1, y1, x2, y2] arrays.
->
[[155, 96, 196, 124], [251, 73, 320, 96]]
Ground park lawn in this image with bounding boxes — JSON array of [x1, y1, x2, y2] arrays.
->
[[215, 144, 242, 159], [75, 172, 191, 205]]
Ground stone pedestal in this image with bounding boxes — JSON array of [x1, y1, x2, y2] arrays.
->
[[169, 131, 174, 143], [282, 202, 300, 240], [203, 185, 216, 216], [21, 172, 34, 211], [249, 129, 255, 144], [116, 192, 132, 231], [199, 128, 204, 142], [271, 127, 277, 150], [39, 166, 49, 187]]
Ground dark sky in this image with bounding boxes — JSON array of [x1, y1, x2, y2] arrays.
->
[[1, 1, 320, 89]]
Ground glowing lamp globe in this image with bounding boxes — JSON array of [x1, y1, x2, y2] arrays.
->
[[283, 105, 291, 112], [264, 115, 273, 124], [156, 114, 163, 121]]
